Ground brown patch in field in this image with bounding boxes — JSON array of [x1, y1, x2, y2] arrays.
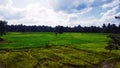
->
[[0, 62, 2, 68], [0, 38, 5, 43]]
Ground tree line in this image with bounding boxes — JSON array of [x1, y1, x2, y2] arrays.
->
[[6, 23, 120, 33], [0, 20, 120, 34]]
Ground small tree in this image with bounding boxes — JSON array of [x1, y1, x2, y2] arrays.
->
[[0, 20, 7, 40], [105, 34, 120, 53]]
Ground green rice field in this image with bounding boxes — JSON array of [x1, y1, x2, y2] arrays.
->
[[0, 32, 120, 68]]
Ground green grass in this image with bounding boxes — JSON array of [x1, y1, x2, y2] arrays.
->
[[0, 32, 120, 68], [1, 32, 108, 50]]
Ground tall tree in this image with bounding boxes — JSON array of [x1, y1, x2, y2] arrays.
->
[[118, 24, 120, 33], [0, 20, 7, 41], [0, 20, 7, 37], [102, 24, 107, 33]]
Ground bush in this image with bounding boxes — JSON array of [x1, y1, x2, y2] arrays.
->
[[105, 34, 120, 52], [0, 38, 4, 42]]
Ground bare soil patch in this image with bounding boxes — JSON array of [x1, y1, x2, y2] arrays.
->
[[0, 38, 5, 43]]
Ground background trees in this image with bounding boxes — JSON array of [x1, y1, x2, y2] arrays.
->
[[102, 23, 119, 33], [55, 26, 64, 34], [6, 23, 119, 33]]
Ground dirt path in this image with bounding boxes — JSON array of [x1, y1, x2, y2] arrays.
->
[[0, 62, 2, 68], [100, 61, 115, 68], [98, 60, 120, 68]]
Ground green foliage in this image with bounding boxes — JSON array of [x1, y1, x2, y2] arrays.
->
[[0, 20, 7, 37], [0, 32, 108, 50], [105, 34, 120, 52], [55, 26, 64, 34], [0, 38, 4, 41]]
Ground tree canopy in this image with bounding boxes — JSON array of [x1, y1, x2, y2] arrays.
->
[[0, 20, 7, 37], [6, 23, 120, 33]]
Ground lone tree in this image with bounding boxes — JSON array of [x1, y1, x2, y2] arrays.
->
[[54, 26, 64, 36], [0, 20, 7, 41], [105, 34, 120, 53]]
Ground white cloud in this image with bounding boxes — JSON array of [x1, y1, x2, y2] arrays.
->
[[0, 0, 92, 27], [0, 0, 119, 27], [0, 0, 12, 9], [102, 6, 118, 16], [79, 7, 92, 14], [0, 16, 4, 20], [5, 2, 73, 26], [102, 0, 119, 9], [93, 6, 120, 26], [70, 6, 120, 27]]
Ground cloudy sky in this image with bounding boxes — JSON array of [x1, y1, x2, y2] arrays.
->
[[0, 0, 120, 27]]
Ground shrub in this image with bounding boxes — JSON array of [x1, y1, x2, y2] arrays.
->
[[105, 34, 120, 53]]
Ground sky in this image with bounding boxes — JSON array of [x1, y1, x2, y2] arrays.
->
[[0, 0, 120, 27]]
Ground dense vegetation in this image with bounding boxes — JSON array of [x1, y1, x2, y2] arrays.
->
[[0, 20, 7, 42], [7, 23, 120, 33], [0, 20, 120, 68], [105, 34, 120, 52], [0, 32, 120, 68], [0, 21, 7, 37], [0, 46, 120, 68]]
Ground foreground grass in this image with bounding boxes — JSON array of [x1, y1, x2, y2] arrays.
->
[[0, 46, 120, 68]]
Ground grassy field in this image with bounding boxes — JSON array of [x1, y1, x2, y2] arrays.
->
[[1, 32, 108, 50], [0, 32, 120, 68]]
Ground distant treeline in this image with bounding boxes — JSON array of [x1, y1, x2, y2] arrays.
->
[[6, 23, 120, 33]]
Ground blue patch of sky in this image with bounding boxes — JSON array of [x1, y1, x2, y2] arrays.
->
[[79, 6, 106, 19], [54, 0, 88, 13], [91, 0, 113, 7], [76, 4, 87, 10], [55, 0, 113, 14]]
